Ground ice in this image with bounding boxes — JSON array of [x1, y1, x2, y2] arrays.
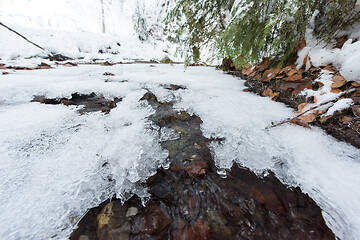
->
[[159, 127, 180, 142], [0, 64, 360, 240]]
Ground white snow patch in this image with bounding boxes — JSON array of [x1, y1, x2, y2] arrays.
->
[[326, 98, 353, 116], [0, 0, 179, 66], [297, 24, 360, 83], [0, 64, 359, 240]]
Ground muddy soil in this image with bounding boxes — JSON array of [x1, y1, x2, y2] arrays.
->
[[70, 88, 335, 240]]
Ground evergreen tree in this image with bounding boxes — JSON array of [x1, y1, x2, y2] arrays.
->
[[166, 0, 360, 67], [166, 0, 234, 64]]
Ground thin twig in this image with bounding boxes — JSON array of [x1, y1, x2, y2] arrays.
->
[[265, 88, 355, 130], [0, 22, 45, 51]]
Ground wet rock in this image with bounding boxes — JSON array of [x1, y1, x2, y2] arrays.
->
[[97, 201, 130, 240], [170, 218, 210, 240], [101, 61, 114, 66], [71, 91, 335, 240], [126, 207, 138, 217], [103, 72, 115, 76], [32, 93, 122, 114], [36, 62, 53, 69], [160, 56, 174, 64], [47, 53, 72, 61], [63, 62, 78, 67], [163, 84, 187, 91], [78, 235, 90, 240], [140, 92, 158, 103]]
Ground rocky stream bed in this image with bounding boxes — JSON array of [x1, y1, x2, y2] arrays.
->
[[66, 89, 335, 240]]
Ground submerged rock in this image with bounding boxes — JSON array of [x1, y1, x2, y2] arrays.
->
[[70, 91, 335, 240]]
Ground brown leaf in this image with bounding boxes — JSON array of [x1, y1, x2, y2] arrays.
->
[[253, 73, 262, 81], [282, 65, 297, 74], [271, 92, 280, 101], [351, 82, 360, 87], [298, 112, 317, 124], [322, 65, 337, 73], [302, 55, 311, 70], [296, 103, 310, 114], [276, 74, 286, 79], [340, 116, 353, 124], [292, 82, 311, 95], [352, 106, 360, 118], [248, 71, 257, 78], [315, 81, 324, 87], [296, 39, 306, 51], [287, 68, 304, 76], [262, 88, 273, 97], [184, 161, 208, 178], [241, 65, 254, 75], [286, 74, 302, 81], [355, 88, 360, 95], [280, 81, 306, 91], [333, 35, 348, 49], [330, 88, 342, 94], [311, 67, 321, 73], [331, 74, 347, 88], [262, 88, 279, 101], [2, 71, 9, 75], [37, 62, 53, 69], [256, 58, 269, 72], [291, 112, 317, 128], [261, 69, 276, 82], [291, 119, 311, 129]]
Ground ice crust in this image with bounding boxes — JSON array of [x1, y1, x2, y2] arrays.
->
[[0, 65, 359, 239]]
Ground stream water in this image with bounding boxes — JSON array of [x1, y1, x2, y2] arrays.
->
[[0, 64, 359, 239]]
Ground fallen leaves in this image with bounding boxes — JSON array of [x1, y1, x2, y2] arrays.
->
[[322, 65, 337, 73], [184, 161, 208, 178], [331, 74, 347, 88], [330, 88, 342, 94], [103, 72, 115, 76], [256, 58, 269, 72], [352, 106, 360, 118], [241, 65, 254, 75], [36, 62, 53, 69], [351, 82, 360, 87], [262, 88, 279, 101], [296, 103, 310, 114], [286, 74, 302, 81]]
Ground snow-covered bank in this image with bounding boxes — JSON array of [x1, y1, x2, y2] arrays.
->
[[0, 64, 359, 239], [0, 0, 177, 66]]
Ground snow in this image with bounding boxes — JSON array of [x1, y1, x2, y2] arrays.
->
[[1, 1, 360, 239], [297, 23, 360, 83], [0, 64, 360, 240], [326, 98, 354, 116], [0, 0, 178, 66]]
